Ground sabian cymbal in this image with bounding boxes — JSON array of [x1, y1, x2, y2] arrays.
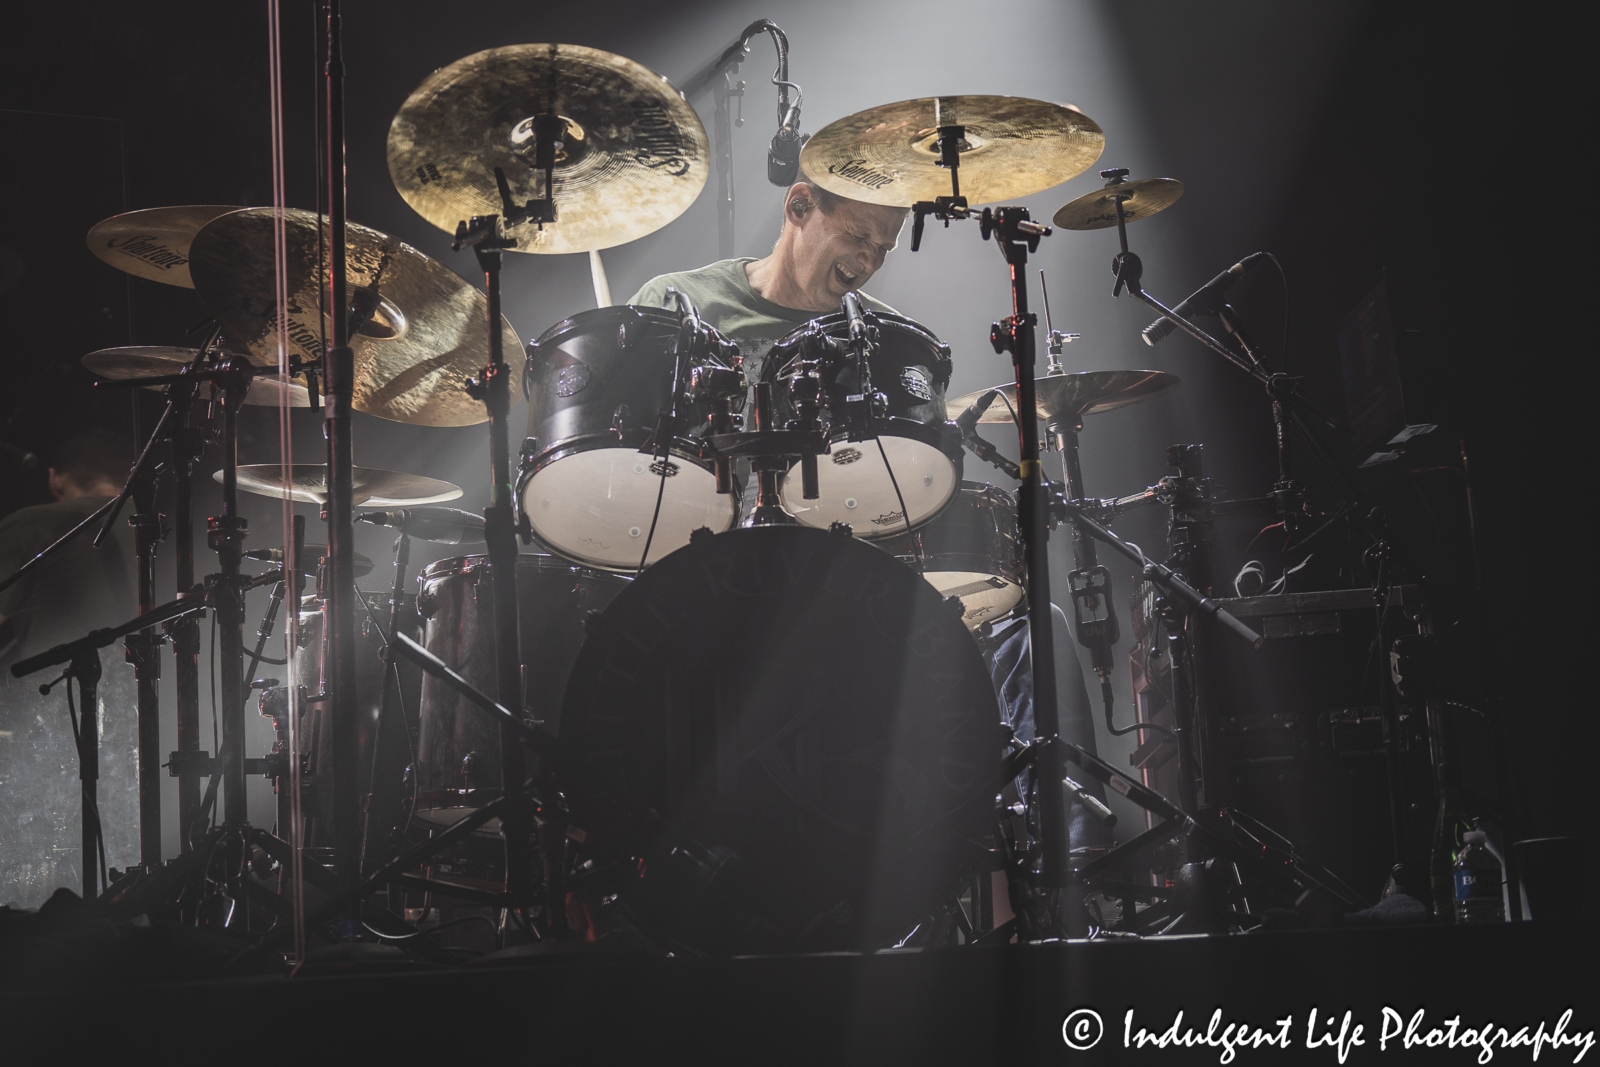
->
[[189, 208, 520, 427], [949, 370, 1180, 423], [86, 206, 244, 288], [387, 44, 709, 254], [83, 346, 310, 408], [798, 96, 1104, 207], [221, 465, 464, 507], [1053, 178, 1184, 231]]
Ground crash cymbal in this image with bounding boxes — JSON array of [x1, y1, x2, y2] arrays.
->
[[189, 208, 520, 426], [222, 465, 463, 507], [950, 370, 1180, 423], [86, 206, 243, 288], [1053, 178, 1184, 231], [83, 347, 310, 408], [244, 543, 374, 578], [798, 96, 1104, 207], [387, 44, 709, 254]]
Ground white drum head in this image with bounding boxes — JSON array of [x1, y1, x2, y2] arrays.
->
[[779, 435, 958, 537], [915, 569, 1025, 630], [521, 449, 736, 570]]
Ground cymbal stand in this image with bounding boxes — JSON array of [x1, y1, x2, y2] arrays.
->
[[358, 526, 413, 878], [452, 149, 551, 924]]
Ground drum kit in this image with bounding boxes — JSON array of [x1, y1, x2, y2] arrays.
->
[[9, 29, 1365, 954]]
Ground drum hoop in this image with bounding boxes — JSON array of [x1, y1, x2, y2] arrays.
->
[[895, 552, 1022, 578], [801, 416, 965, 463], [517, 432, 720, 483], [532, 303, 682, 347]]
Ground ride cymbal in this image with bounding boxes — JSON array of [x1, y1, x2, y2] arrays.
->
[[86, 206, 243, 288], [387, 44, 709, 254], [188, 208, 520, 427], [221, 465, 463, 507], [798, 96, 1104, 207], [82, 346, 309, 408], [1053, 177, 1184, 231], [949, 370, 1180, 423]]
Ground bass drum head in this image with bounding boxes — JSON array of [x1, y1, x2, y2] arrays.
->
[[521, 449, 736, 571], [561, 525, 1000, 955], [778, 422, 961, 537]]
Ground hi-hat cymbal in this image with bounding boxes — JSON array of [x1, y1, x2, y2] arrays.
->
[[798, 96, 1104, 207], [387, 44, 709, 254], [189, 208, 520, 426], [1053, 178, 1184, 231], [950, 370, 1180, 423], [222, 465, 463, 507], [86, 206, 244, 288], [83, 347, 309, 408]]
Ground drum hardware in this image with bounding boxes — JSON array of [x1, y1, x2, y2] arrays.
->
[[357, 507, 486, 546], [83, 347, 310, 408], [1038, 269, 1079, 375], [244, 543, 375, 578], [760, 306, 962, 534]]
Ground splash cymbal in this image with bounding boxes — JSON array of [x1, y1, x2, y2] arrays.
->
[[222, 465, 464, 507], [86, 206, 243, 288], [82, 346, 310, 408], [949, 370, 1180, 423], [798, 96, 1104, 207], [188, 208, 520, 426], [387, 44, 709, 254], [1053, 177, 1184, 231]]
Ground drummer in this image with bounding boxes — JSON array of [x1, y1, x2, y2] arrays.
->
[[629, 180, 1113, 851]]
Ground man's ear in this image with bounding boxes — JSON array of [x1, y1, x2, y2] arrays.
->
[[46, 468, 67, 501]]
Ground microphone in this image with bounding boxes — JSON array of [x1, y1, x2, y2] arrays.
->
[[1141, 252, 1270, 346], [955, 389, 1000, 436], [767, 101, 803, 186], [358, 507, 486, 545], [1, 441, 38, 471], [841, 291, 866, 341]]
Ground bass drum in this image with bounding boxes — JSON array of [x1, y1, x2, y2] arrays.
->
[[412, 553, 629, 834], [762, 310, 963, 537], [876, 481, 1024, 632], [561, 525, 1000, 955], [518, 306, 741, 571]]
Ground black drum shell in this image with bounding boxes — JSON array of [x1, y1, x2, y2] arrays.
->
[[560, 524, 1000, 955], [521, 305, 730, 472], [295, 591, 422, 849], [762, 309, 955, 430], [414, 554, 629, 800]]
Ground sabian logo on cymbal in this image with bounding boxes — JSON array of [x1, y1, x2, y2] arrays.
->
[[631, 100, 690, 177], [106, 235, 187, 270], [1082, 209, 1139, 224], [828, 159, 895, 190]]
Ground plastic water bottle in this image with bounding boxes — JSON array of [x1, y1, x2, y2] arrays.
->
[[1453, 829, 1504, 924]]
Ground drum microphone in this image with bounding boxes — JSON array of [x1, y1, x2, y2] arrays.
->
[[767, 100, 804, 187], [841, 291, 867, 341], [955, 389, 1000, 436], [359, 507, 486, 545], [1140, 251, 1270, 346]]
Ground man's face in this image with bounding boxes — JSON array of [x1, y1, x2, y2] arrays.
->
[[789, 194, 905, 309]]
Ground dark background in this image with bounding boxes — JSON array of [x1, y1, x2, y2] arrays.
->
[[0, 1, 1586, 860]]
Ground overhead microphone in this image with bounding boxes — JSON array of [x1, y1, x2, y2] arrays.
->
[[955, 389, 1000, 436], [767, 100, 804, 187], [1141, 252, 1271, 346], [358, 507, 486, 545]]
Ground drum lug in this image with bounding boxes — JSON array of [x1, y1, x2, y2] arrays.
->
[[516, 510, 533, 546], [617, 321, 631, 349], [828, 521, 853, 538], [519, 436, 538, 466], [690, 525, 716, 545], [611, 403, 630, 439]]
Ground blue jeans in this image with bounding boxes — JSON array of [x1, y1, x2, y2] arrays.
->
[[982, 604, 1114, 851]]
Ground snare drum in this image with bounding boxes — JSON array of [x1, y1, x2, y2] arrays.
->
[[762, 310, 963, 536], [518, 306, 741, 570], [411, 553, 629, 834], [878, 481, 1024, 631]]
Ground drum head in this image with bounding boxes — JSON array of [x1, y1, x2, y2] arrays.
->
[[778, 423, 960, 536], [561, 525, 1000, 954], [521, 450, 736, 570]]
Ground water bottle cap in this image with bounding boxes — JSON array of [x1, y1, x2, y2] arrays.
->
[[1463, 830, 1487, 843]]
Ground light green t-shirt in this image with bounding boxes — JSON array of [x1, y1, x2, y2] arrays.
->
[[626, 258, 898, 378]]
